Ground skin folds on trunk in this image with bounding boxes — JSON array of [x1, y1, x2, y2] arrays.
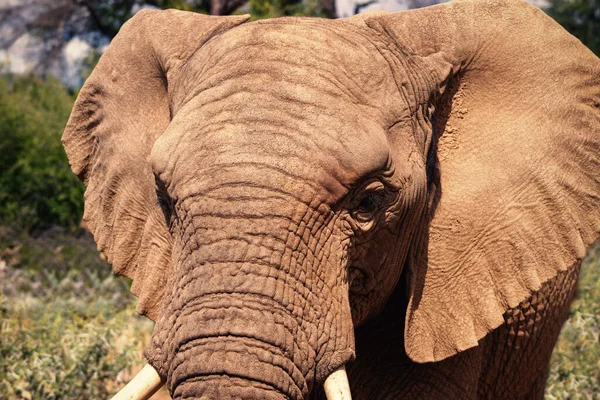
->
[[169, 325, 305, 399], [144, 177, 356, 398], [146, 242, 355, 398]]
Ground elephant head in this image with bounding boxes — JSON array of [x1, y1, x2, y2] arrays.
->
[[62, 1, 600, 399]]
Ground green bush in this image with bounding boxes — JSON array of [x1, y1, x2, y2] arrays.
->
[[545, 244, 600, 398], [545, 0, 600, 57], [240, 0, 327, 20], [0, 301, 142, 400], [0, 228, 152, 400], [0, 74, 83, 232]]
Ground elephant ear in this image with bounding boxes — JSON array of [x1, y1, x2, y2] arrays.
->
[[363, 0, 600, 362], [62, 9, 249, 320]]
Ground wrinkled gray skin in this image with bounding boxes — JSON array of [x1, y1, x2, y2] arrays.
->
[[62, 0, 600, 398]]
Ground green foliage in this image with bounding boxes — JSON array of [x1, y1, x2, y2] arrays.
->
[[82, 1, 139, 39], [243, 0, 327, 19], [0, 302, 139, 399], [0, 228, 152, 399], [546, 0, 600, 56], [545, 243, 600, 398], [0, 74, 84, 232], [152, 0, 211, 13]]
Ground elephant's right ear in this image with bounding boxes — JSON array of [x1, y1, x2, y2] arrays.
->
[[62, 10, 249, 320], [360, 0, 600, 363]]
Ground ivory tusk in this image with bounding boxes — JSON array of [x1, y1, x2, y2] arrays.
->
[[111, 363, 165, 400], [323, 365, 352, 400]]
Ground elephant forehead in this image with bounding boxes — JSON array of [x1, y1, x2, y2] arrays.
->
[[152, 94, 390, 206], [172, 19, 406, 120], [152, 20, 400, 204]]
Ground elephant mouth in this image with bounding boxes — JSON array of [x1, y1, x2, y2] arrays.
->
[[134, 288, 355, 400], [168, 336, 306, 399], [112, 360, 352, 400]]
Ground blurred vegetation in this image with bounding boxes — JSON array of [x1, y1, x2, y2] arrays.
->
[[0, 226, 154, 399], [545, 244, 600, 398], [0, 74, 83, 232], [546, 0, 600, 56], [0, 0, 598, 399], [242, 0, 328, 19]]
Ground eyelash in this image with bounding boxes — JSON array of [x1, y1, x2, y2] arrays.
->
[[351, 183, 390, 227], [155, 176, 173, 223], [357, 191, 385, 213]]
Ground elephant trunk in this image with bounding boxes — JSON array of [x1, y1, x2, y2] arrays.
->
[[162, 293, 310, 399], [142, 158, 356, 398], [144, 242, 355, 399]]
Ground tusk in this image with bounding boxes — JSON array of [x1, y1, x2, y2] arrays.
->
[[323, 365, 352, 400], [111, 364, 165, 400]]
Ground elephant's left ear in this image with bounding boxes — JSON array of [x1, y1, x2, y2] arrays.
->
[[62, 10, 249, 321], [359, 0, 600, 362]]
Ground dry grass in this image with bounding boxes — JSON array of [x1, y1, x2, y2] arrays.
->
[[545, 243, 600, 399]]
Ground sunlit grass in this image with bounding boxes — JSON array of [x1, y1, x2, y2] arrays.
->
[[0, 297, 152, 399], [0, 227, 153, 399], [545, 243, 600, 399]]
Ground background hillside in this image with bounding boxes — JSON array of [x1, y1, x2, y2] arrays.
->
[[0, 0, 598, 398]]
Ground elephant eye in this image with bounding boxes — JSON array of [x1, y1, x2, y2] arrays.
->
[[358, 192, 383, 213], [354, 189, 385, 224], [157, 193, 170, 210], [155, 175, 173, 225]]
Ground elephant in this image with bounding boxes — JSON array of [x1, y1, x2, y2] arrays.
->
[[61, 0, 600, 398]]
